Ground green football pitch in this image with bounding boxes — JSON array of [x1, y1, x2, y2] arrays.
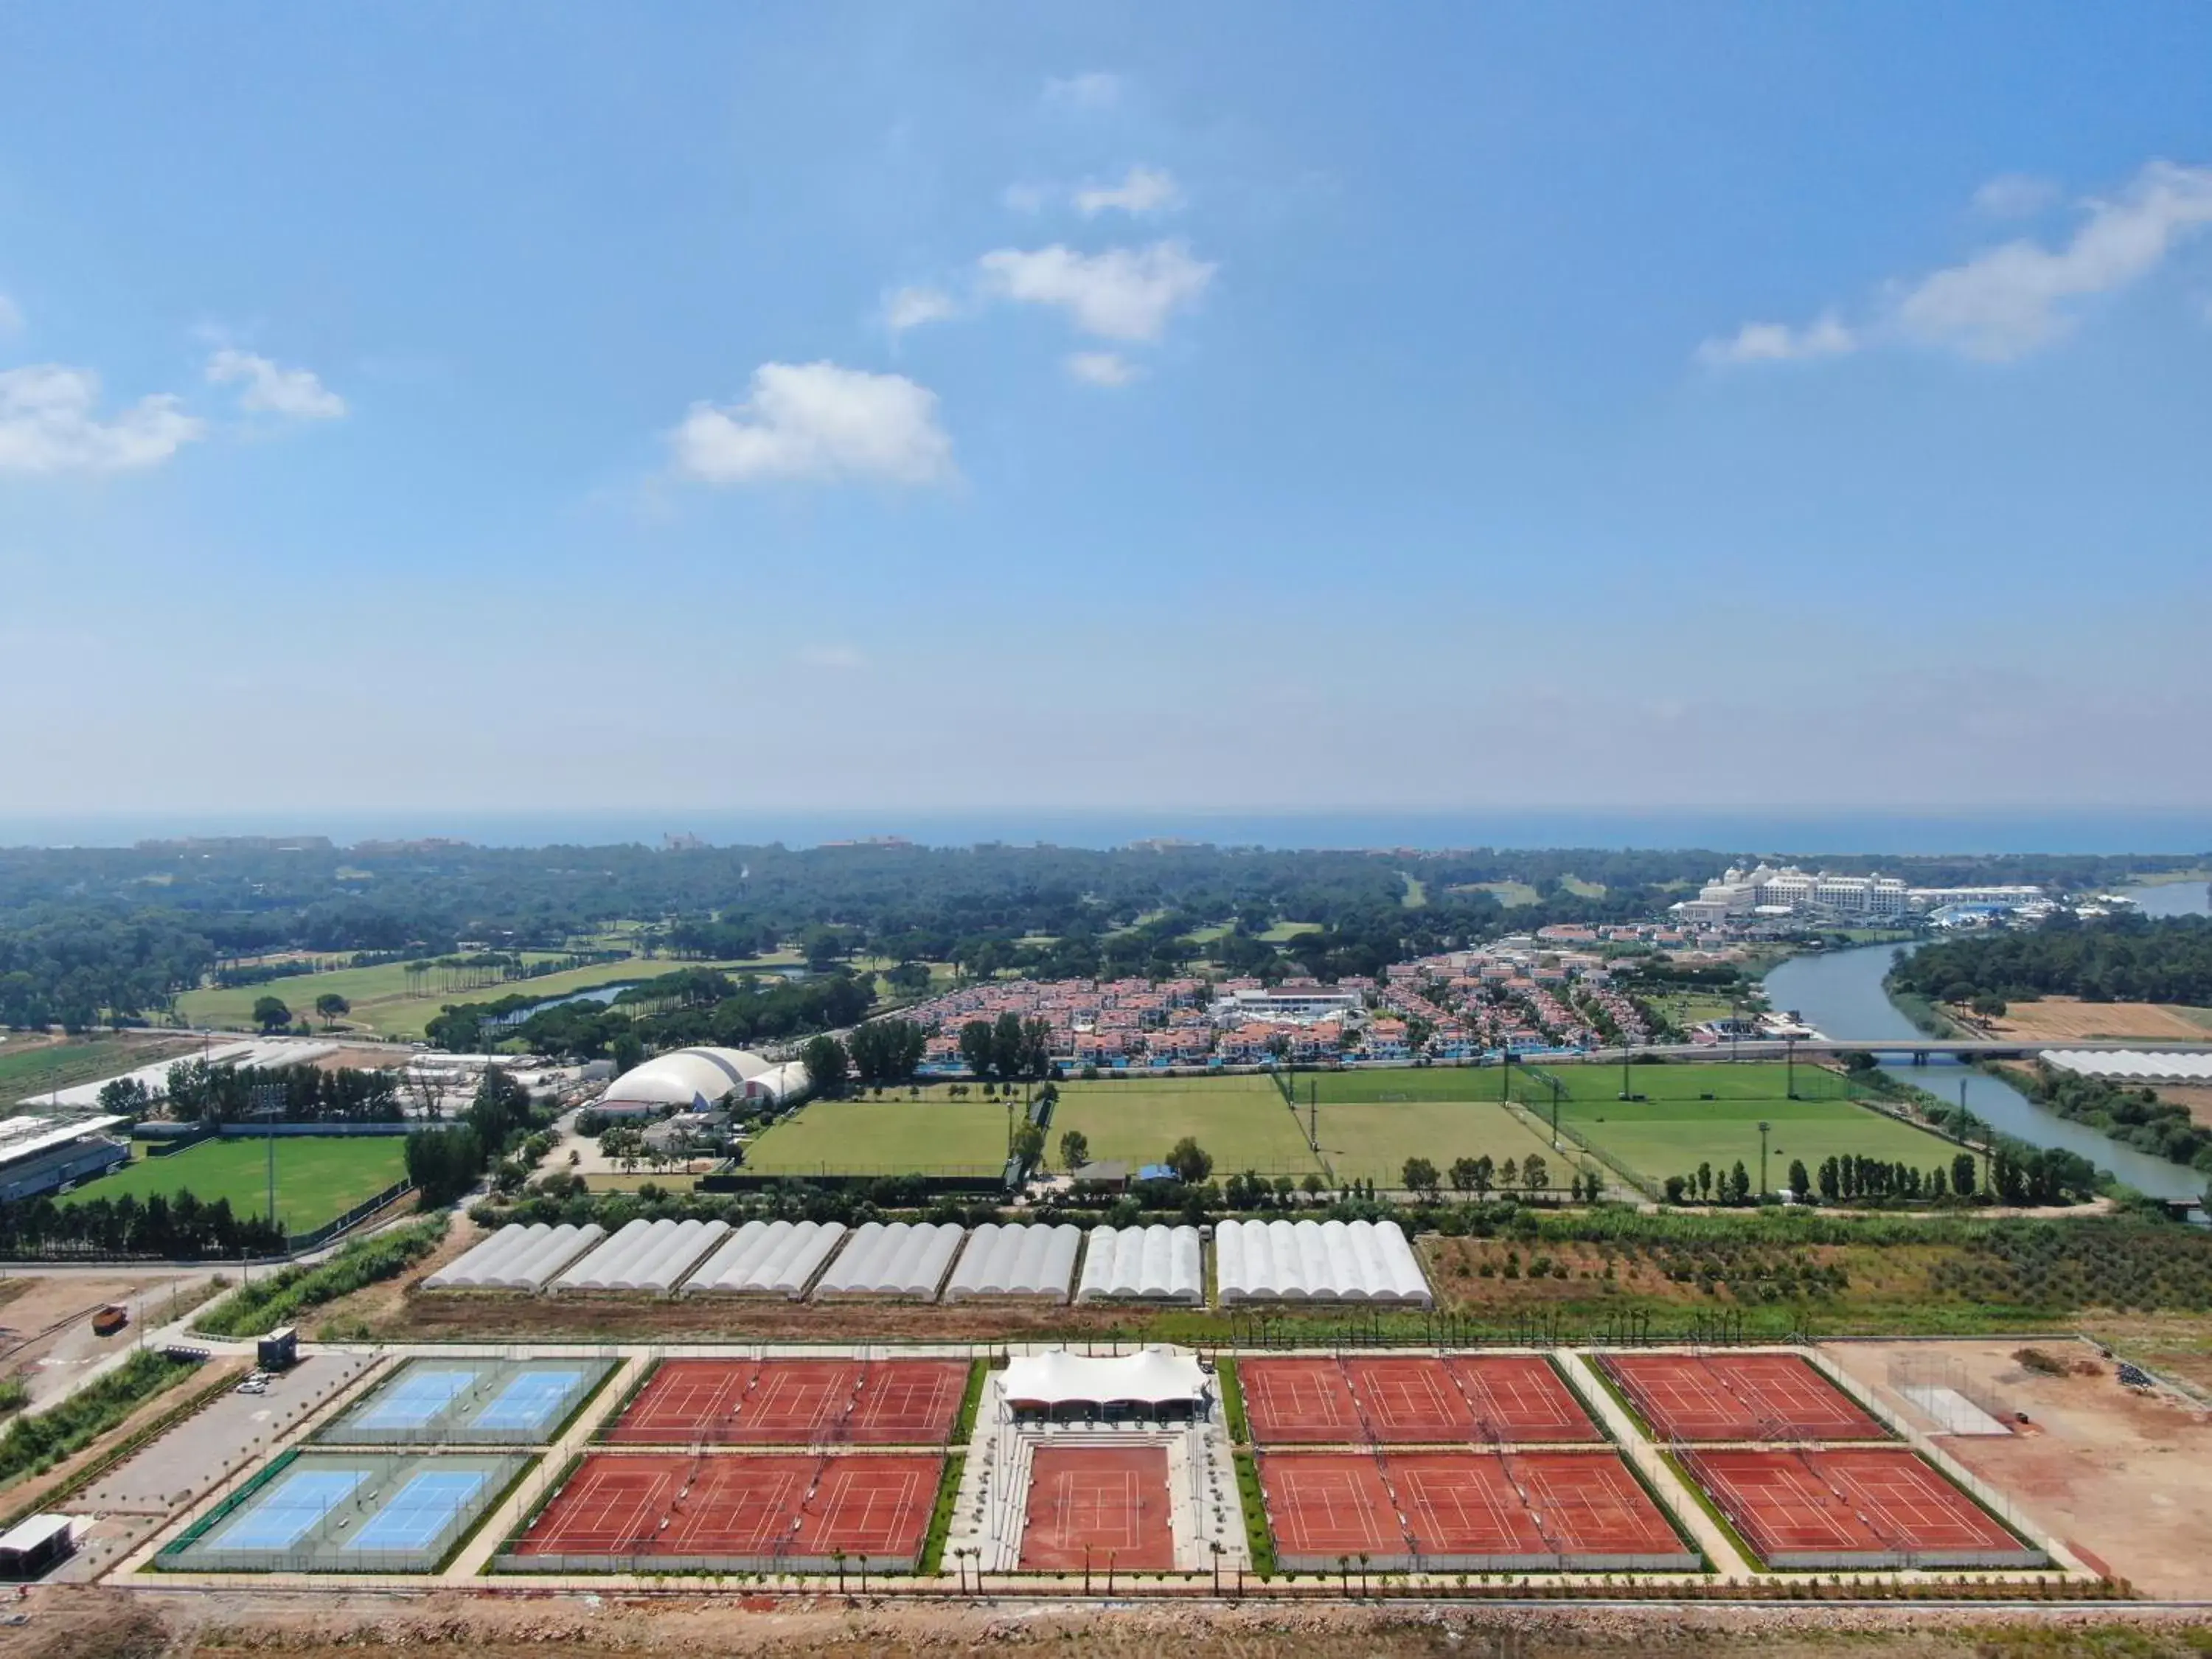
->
[[1520, 1063, 1962, 1191], [62, 1136, 409, 1233], [740, 1097, 1019, 1177]]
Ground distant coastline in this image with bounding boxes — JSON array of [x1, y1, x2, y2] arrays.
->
[[1, 807, 2207, 855], [0, 805, 2203, 858]]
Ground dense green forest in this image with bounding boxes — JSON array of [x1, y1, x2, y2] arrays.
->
[[1891, 914, 2212, 1006], [0, 838, 2199, 1032]]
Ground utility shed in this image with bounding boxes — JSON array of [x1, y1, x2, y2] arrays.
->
[[0, 1515, 73, 1580]]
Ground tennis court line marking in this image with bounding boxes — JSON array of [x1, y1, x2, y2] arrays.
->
[[442, 1352, 650, 1582], [1550, 1352, 1751, 1579]]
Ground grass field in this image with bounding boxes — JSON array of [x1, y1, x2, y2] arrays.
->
[[61, 1135, 409, 1231], [1305, 1067, 1510, 1104], [740, 1098, 1018, 1176], [1526, 1064, 1961, 1192], [175, 954, 767, 1039], [1638, 990, 1739, 1030], [1050, 1075, 1321, 1177], [0, 1035, 199, 1110], [1313, 1099, 1568, 1190]]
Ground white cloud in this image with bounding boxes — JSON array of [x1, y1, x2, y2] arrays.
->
[[977, 240, 1216, 341], [1699, 160, 2212, 367], [1896, 161, 2212, 359], [1972, 173, 2060, 219], [1075, 166, 1180, 218], [1067, 351, 1142, 386], [796, 644, 867, 672], [883, 285, 957, 334], [205, 349, 347, 419], [0, 294, 21, 336], [0, 365, 205, 474], [1043, 72, 1120, 110], [669, 361, 953, 487], [1696, 312, 1858, 366], [1002, 181, 1050, 215]]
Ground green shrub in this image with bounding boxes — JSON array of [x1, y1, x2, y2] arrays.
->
[[195, 1217, 445, 1338]]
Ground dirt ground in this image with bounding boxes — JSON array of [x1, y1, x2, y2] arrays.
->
[[1975, 998, 2212, 1043], [2149, 1085, 2212, 1130], [375, 1288, 1202, 1345], [8, 1587, 2212, 1659], [0, 1272, 218, 1410], [1824, 1336, 2212, 1599]]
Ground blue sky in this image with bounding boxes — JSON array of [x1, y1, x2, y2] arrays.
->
[[3, 3, 2209, 818]]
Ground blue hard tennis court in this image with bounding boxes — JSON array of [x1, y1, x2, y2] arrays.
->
[[353, 1367, 480, 1430], [343, 1470, 490, 1553], [472, 1369, 585, 1433], [213, 1469, 366, 1550]]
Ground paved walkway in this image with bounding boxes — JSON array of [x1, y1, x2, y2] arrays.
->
[[440, 1352, 649, 1581], [1551, 1351, 1752, 1580]]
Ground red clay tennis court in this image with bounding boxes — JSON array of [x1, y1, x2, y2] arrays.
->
[[1681, 1447, 2041, 1568], [1601, 1352, 1887, 1442], [604, 1358, 968, 1446], [1257, 1450, 1694, 1570], [509, 1452, 942, 1566], [1445, 1357, 1601, 1443], [1241, 1356, 1596, 1445], [1018, 1444, 1175, 1571]]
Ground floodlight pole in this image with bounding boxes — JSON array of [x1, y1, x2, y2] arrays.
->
[[1758, 1121, 1771, 1197]]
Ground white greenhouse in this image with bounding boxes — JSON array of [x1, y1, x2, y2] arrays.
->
[[1073, 1224, 1204, 1304], [1213, 1217, 1433, 1307], [681, 1218, 847, 1298], [812, 1220, 964, 1299], [942, 1222, 1082, 1302], [422, 1222, 605, 1292], [552, 1217, 729, 1293]]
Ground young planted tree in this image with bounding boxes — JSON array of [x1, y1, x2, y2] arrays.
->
[[1058, 1128, 1090, 1171]]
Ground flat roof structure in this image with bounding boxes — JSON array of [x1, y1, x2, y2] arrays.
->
[[159, 1450, 527, 1573], [316, 1357, 613, 1446]]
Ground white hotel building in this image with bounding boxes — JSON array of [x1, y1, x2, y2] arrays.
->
[[1672, 863, 1910, 924]]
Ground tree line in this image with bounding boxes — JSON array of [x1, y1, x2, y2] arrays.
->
[[1891, 914, 2212, 1007], [0, 1190, 285, 1258]]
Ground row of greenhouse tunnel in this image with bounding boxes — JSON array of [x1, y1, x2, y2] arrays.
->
[[422, 1215, 1434, 1307]]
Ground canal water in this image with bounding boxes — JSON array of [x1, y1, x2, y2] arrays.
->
[[1762, 939, 2205, 1201]]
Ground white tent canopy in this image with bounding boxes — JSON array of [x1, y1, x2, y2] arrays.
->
[[1000, 1349, 1208, 1410]]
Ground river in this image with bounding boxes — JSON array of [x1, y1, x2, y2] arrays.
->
[[1762, 941, 2205, 1201]]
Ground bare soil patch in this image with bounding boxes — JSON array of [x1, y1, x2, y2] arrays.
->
[[1825, 1335, 2212, 1598], [1978, 999, 2212, 1043], [376, 1288, 1194, 1344], [2150, 1085, 2212, 1130], [11, 1587, 2212, 1659]]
